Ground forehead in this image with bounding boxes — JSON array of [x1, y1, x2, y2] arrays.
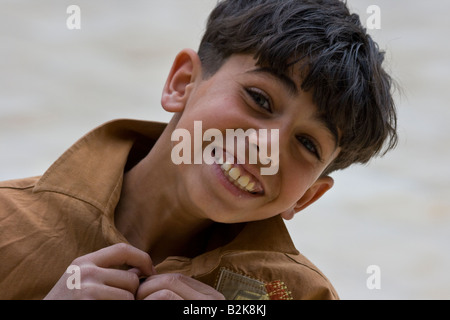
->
[[220, 54, 302, 93]]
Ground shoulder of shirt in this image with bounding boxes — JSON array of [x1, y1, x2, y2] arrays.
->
[[0, 176, 40, 190], [273, 251, 339, 300], [215, 249, 339, 300], [283, 252, 339, 299]]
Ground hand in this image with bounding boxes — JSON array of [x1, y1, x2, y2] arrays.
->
[[44, 243, 155, 300], [136, 273, 225, 300]]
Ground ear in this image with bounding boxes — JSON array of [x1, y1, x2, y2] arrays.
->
[[281, 176, 334, 221], [161, 48, 202, 113]]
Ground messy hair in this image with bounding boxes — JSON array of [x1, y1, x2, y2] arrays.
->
[[198, 0, 398, 175]]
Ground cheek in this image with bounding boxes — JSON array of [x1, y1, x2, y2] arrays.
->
[[278, 166, 314, 205], [184, 95, 235, 127], [189, 79, 245, 118]]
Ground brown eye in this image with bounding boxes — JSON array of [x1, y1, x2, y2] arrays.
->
[[246, 88, 272, 112], [297, 136, 321, 160]]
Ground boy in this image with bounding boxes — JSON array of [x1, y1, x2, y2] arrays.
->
[[0, 0, 397, 300]]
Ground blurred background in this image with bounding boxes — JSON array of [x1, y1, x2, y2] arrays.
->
[[0, 0, 449, 299]]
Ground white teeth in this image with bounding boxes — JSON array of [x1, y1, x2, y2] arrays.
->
[[228, 168, 241, 180], [245, 182, 255, 192], [220, 163, 258, 193], [237, 175, 250, 188], [218, 151, 259, 194], [221, 163, 232, 172]]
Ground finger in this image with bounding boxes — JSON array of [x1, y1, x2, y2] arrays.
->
[[144, 289, 183, 300], [169, 274, 222, 294], [148, 273, 224, 296], [137, 274, 224, 300], [128, 265, 157, 278], [80, 282, 136, 300], [100, 268, 141, 295], [83, 243, 154, 277]]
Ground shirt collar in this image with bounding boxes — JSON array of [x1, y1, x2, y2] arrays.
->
[[34, 118, 298, 255], [34, 119, 166, 215]]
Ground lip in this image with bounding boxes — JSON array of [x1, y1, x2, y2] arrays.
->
[[212, 148, 265, 198]]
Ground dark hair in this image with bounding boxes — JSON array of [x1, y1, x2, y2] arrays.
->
[[198, 0, 398, 175]]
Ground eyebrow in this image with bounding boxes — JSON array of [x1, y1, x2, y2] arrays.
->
[[314, 114, 340, 151], [247, 67, 339, 150], [246, 67, 299, 96]]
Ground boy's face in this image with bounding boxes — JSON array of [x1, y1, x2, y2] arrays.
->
[[163, 51, 340, 223]]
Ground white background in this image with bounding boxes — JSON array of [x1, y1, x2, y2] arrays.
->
[[0, 0, 449, 299]]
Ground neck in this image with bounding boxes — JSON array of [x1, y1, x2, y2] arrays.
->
[[114, 123, 213, 265]]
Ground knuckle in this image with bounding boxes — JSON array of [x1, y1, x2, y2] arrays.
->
[[142, 254, 153, 269], [127, 273, 140, 291], [114, 242, 130, 253], [169, 272, 185, 281], [213, 292, 226, 300], [199, 289, 225, 300], [71, 256, 86, 266], [79, 282, 100, 299], [120, 291, 135, 300], [79, 264, 99, 280], [163, 273, 184, 286], [154, 289, 179, 300]]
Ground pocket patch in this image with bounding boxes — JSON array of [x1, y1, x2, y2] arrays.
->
[[215, 268, 292, 300]]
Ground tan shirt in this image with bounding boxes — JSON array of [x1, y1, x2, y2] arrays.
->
[[0, 119, 338, 300]]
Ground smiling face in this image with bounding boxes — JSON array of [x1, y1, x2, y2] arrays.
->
[[162, 50, 340, 224]]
